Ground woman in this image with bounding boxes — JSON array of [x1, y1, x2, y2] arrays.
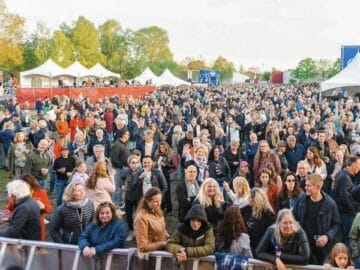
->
[[324, 243, 355, 270], [69, 131, 88, 161], [6, 174, 52, 241], [78, 201, 126, 258], [154, 141, 175, 215], [208, 146, 231, 190], [256, 209, 310, 269], [70, 160, 88, 185], [253, 140, 281, 180], [7, 131, 34, 178], [133, 187, 168, 252], [85, 161, 115, 209], [222, 140, 243, 178], [326, 149, 345, 197], [193, 144, 209, 185], [223, 176, 250, 208], [277, 172, 303, 210], [303, 146, 327, 180], [273, 140, 288, 178], [216, 205, 253, 257], [241, 188, 275, 253], [166, 204, 215, 269], [55, 111, 70, 140], [196, 178, 224, 229], [256, 168, 279, 213], [50, 182, 94, 244], [267, 126, 281, 150]]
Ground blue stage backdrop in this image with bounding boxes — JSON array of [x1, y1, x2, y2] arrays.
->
[[199, 70, 220, 86], [341, 45, 360, 69]]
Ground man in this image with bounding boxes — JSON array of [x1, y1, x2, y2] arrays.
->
[[136, 129, 159, 160], [316, 130, 330, 160], [224, 114, 240, 148], [334, 156, 360, 247], [85, 144, 111, 175], [127, 113, 139, 151], [24, 139, 51, 190], [293, 173, 341, 265], [53, 145, 76, 206], [0, 180, 40, 240], [285, 135, 304, 172], [296, 160, 310, 191], [87, 128, 111, 157], [110, 128, 130, 209]]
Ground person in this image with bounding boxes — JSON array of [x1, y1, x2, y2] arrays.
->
[[195, 178, 224, 229], [216, 205, 253, 257], [166, 204, 215, 269], [24, 139, 51, 190], [87, 128, 111, 157], [255, 167, 279, 213], [50, 182, 94, 244], [55, 111, 69, 140], [0, 121, 16, 158], [296, 160, 310, 191], [233, 160, 254, 187], [349, 211, 360, 268], [78, 202, 126, 258], [334, 156, 360, 247], [326, 149, 345, 197], [223, 176, 250, 208], [133, 187, 168, 252], [253, 140, 281, 180], [53, 145, 76, 206], [293, 173, 341, 265], [85, 144, 112, 175], [6, 174, 52, 242], [241, 187, 275, 254], [255, 208, 310, 269], [69, 131, 88, 161], [70, 160, 88, 185], [208, 146, 231, 191], [324, 243, 355, 270], [303, 146, 327, 180], [222, 139, 243, 177], [273, 140, 288, 178], [137, 129, 159, 160], [176, 163, 200, 222], [245, 132, 259, 169], [192, 144, 209, 185], [285, 135, 304, 172], [0, 180, 40, 240], [277, 171, 303, 210]]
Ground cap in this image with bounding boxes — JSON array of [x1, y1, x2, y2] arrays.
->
[[240, 161, 249, 167]]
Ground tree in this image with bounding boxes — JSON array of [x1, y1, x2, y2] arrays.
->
[[262, 71, 271, 82], [33, 22, 52, 63], [316, 59, 332, 79], [49, 31, 75, 67], [292, 58, 317, 82], [212, 56, 235, 81], [326, 58, 340, 78]]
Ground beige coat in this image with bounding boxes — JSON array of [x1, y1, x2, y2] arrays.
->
[[85, 177, 115, 209]]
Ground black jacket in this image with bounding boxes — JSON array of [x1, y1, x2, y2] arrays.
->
[[334, 169, 360, 214]]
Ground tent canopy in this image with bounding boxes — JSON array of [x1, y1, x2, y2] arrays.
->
[[321, 52, 360, 93], [88, 63, 120, 78], [132, 67, 168, 85], [232, 72, 249, 84], [61, 60, 89, 78], [20, 59, 66, 78], [159, 69, 190, 86]]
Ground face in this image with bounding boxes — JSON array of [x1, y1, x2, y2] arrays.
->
[[72, 184, 85, 201], [38, 140, 49, 152], [213, 148, 220, 159], [195, 148, 206, 161], [259, 143, 269, 153], [61, 148, 69, 157], [129, 158, 140, 171], [306, 150, 314, 159], [190, 218, 202, 231], [96, 129, 104, 138], [77, 163, 86, 174], [260, 173, 270, 186], [318, 133, 326, 143], [334, 252, 349, 269], [98, 206, 113, 225], [305, 179, 318, 197], [185, 166, 197, 182], [280, 214, 294, 236], [142, 157, 153, 170], [17, 133, 25, 142], [285, 175, 296, 191], [94, 147, 105, 158], [147, 194, 162, 211], [287, 139, 296, 148], [204, 182, 217, 197]]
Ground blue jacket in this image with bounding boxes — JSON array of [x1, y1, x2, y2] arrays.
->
[[285, 144, 304, 171], [78, 219, 126, 254]]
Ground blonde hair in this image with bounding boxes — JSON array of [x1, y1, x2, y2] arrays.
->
[[197, 178, 222, 208], [232, 177, 250, 199], [250, 188, 274, 219]]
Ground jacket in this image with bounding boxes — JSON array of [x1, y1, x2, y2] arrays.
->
[[78, 218, 126, 253], [85, 177, 115, 209], [50, 198, 94, 244], [6, 142, 34, 178], [349, 212, 360, 260], [208, 157, 231, 183], [334, 169, 360, 214], [0, 196, 40, 240], [166, 204, 215, 258], [285, 144, 304, 172], [24, 149, 51, 181], [293, 192, 341, 249], [110, 139, 130, 169], [137, 169, 168, 200], [256, 225, 310, 265], [176, 179, 198, 222]]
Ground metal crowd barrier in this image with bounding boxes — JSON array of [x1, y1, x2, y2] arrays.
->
[[0, 237, 333, 270]]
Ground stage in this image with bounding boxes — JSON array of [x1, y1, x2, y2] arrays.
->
[[16, 86, 156, 104]]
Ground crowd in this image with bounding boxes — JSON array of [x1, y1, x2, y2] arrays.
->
[[0, 83, 360, 269]]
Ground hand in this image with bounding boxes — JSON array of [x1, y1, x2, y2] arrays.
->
[[41, 168, 49, 175], [275, 257, 286, 270], [82, 246, 94, 258], [140, 171, 149, 179], [323, 263, 332, 270], [315, 235, 328, 247], [223, 182, 230, 192], [59, 167, 66, 173], [215, 193, 225, 203], [35, 199, 45, 210], [176, 248, 187, 262]]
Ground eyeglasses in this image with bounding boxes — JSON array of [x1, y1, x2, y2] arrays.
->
[[130, 161, 139, 164], [281, 221, 293, 227], [286, 178, 296, 182]]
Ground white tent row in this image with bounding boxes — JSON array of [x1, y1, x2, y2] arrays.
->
[[132, 67, 190, 86], [20, 59, 120, 87], [321, 52, 360, 95]]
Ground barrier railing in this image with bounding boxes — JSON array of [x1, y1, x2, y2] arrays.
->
[[0, 237, 333, 270]]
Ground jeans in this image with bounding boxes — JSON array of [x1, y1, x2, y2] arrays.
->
[[49, 170, 56, 192], [339, 213, 355, 248], [56, 179, 68, 206], [125, 199, 137, 231], [38, 179, 47, 190], [112, 168, 127, 207]]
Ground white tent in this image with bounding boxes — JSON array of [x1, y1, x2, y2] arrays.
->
[[321, 52, 360, 93], [232, 72, 249, 84], [159, 69, 190, 86], [62, 60, 90, 78], [88, 63, 120, 78], [132, 67, 168, 85]]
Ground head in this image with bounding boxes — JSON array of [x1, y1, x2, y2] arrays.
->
[[209, 146, 221, 161], [184, 204, 208, 232], [74, 160, 87, 174], [14, 132, 26, 143], [197, 178, 222, 208], [230, 140, 240, 151], [119, 128, 130, 142], [249, 132, 258, 143], [61, 146, 69, 157], [306, 146, 321, 165], [345, 156, 360, 175], [274, 209, 300, 241], [128, 155, 140, 172], [276, 140, 287, 153], [286, 135, 296, 149], [93, 144, 105, 160], [282, 171, 300, 194], [194, 145, 208, 162], [185, 164, 198, 183], [296, 160, 309, 177], [257, 168, 271, 187], [305, 173, 323, 197], [328, 243, 353, 269], [63, 182, 86, 202], [239, 161, 249, 173], [139, 187, 162, 214], [317, 130, 326, 144], [258, 140, 270, 154], [7, 180, 30, 200], [94, 202, 118, 225], [248, 188, 274, 218], [144, 129, 154, 143], [18, 174, 42, 191], [232, 176, 250, 199], [142, 155, 153, 171], [38, 139, 49, 152]]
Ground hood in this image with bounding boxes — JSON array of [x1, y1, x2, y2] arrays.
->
[[178, 204, 211, 236], [184, 204, 208, 224]]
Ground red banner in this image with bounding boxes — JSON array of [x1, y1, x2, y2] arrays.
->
[[16, 86, 155, 105]]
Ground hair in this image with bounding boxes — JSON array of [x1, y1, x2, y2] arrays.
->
[[339, 144, 350, 159], [306, 146, 322, 167], [345, 155, 360, 167], [253, 140, 271, 168], [250, 188, 274, 219], [232, 176, 250, 199], [62, 182, 85, 202], [279, 171, 302, 199], [18, 174, 42, 191], [69, 160, 87, 180], [195, 145, 209, 156], [273, 209, 300, 247], [14, 131, 27, 143], [197, 178, 222, 208], [154, 141, 172, 159], [131, 149, 142, 159], [307, 173, 323, 189], [7, 180, 30, 199], [127, 154, 140, 164], [256, 168, 273, 188], [93, 144, 105, 151], [135, 187, 163, 217], [216, 206, 247, 251], [93, 201, 118, 225], [86, 161, 110, 189], [326, 243, 353, 268], [208, 146, 221, 162]]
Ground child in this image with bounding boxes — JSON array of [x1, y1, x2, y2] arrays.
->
[[70, 160, 88, 185], [324, 243, 354, 270], [223, 176, 250, 208], [256, 168, 278, 213]]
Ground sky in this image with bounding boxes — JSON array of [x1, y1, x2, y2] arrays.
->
[[5, 0, 360, 71]]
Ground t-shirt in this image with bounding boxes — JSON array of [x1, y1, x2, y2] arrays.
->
[[304, 196, 324, 246]]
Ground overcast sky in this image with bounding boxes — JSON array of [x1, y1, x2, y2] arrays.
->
[[6, 0, 360, 70]]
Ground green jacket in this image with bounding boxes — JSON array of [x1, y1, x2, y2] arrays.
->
[[166, 204, 215, 258], [24, 149, 51, 181]]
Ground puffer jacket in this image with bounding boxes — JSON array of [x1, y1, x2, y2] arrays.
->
[[50, 198, 94, 244], [166, 204, 215, 258]]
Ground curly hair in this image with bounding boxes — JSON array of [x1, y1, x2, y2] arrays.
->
[[86, 161, 110, 189], [250, 188, 274, 219]]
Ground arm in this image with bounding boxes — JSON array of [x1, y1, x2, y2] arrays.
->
[[78, 222, 94, 251], [349, 213, 360, 260], [185, 228, 215, 258], [49, 206, 65, 243], [166, 230, 185, 255], [255, 227, 277, 263], [156, 171, 168, 196], [94, 220, 126, 253], [35, 189, 53, 214], [280, 229, 310, 265], [0, 204, 31, 238]]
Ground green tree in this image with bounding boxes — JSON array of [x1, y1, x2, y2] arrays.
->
[[262, 71, 271, 81], [49, 30, 75, 67], [212, 55, 235, 81], [316, 58, 332, 79], [326, 58, 340, 78], [292, 58, 317, 82], [33, 22, 52, 63]]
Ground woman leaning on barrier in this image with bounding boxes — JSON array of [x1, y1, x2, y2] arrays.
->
[[255, 208, 310, 270]]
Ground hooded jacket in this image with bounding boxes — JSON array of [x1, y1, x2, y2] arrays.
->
[[166, 204, 215, 258]]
